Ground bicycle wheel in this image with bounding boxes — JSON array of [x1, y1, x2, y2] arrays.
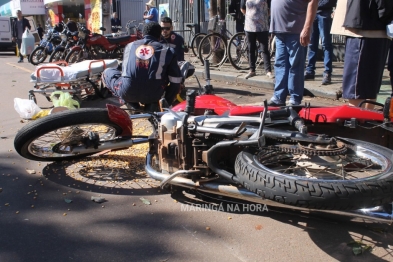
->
[[198, 33, 227, 67], [227, 32, 250, 70], [190, 33, 206, 57]]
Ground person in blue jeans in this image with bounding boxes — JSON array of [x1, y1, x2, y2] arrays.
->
[[305, 0, 337, 85], [268, 0, 318, 106]]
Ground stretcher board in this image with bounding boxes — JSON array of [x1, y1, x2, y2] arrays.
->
[[30, 59, 118, 83]]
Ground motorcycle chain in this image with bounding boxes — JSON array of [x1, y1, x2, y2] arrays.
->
[[265, 137, 347, 156]]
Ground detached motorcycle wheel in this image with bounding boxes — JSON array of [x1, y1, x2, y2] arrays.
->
[[235, 138, 393, 210], [30, 46, 47, 65], [14, 108, 122, 162]]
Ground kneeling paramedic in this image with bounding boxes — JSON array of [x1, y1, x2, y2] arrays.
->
[[102, 22, 182, 110]]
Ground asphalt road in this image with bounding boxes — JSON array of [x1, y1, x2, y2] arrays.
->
[[0, 53, 392, 262]]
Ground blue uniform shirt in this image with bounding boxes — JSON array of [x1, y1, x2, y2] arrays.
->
[[145, 7, 158, 23], [160, 31, 185, 62], [121, 35, 182, 104]]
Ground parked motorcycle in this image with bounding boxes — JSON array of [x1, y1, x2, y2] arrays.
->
[[48, 26, 79, 63], [65, 25, 137, 64], [29, 22, 63, 65]]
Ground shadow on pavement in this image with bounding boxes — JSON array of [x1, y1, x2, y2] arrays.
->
[[171, 188, 393, 261]]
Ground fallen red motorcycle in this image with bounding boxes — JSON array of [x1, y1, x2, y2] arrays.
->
[[13, 85, 393, 224], [65, 25, 137, 63]]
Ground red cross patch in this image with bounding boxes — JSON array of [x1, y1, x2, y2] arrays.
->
[[136, 45, 154, 60]]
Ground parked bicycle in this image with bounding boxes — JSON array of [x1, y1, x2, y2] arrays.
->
[[227, 32, 276, 70], [172, 22, 206, 58], [197, 16, 232, 67]]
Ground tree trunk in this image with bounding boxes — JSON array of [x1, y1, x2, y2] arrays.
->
[[207, 0, 225, 65], [218, 0, 225, 19], [209, 0, 217, 18]]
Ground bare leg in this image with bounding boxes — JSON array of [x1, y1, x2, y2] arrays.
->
[[348, 99, 376, 109]]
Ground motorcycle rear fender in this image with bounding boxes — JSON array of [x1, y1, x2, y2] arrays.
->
[[106, 104, 133, 137]]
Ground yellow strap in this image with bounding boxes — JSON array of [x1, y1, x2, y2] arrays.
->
[[176, 94, 184, 102]]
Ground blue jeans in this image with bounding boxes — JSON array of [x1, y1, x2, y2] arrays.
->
[[305, 10, 333, 75], [271, 33, 306, 105]]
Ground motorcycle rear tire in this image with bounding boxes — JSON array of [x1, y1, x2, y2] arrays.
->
[[30, 46, 47, 65], [235, 138, 393, 210], [14, 108, 123, 162]]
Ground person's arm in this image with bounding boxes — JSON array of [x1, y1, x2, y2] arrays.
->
[[164, 53, 182, 104], [144, 14, 153, 19], [12, 21, 16, 40], [375, 0, 393, 24], [144, 9, 154, 20], [25, 18, 31, 30], [240, 0, 246, 15], [300, 0, 318, 47]]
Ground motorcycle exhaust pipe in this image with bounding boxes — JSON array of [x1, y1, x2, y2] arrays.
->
[[145, 153, 393, 224], [72, 138, 148, 154]]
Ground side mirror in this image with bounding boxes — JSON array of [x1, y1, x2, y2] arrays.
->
[[100, 27, 106, 31]]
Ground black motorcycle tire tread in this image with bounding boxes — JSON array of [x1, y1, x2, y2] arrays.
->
[[49, 49, 65, 62], [235, 139, 393, 210], [14, 108, 122, 162], [30, 46, 47, 65], [65, 48, 83, 64]]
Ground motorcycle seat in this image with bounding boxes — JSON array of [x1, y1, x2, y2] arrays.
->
[[106, 35, 131, 44]]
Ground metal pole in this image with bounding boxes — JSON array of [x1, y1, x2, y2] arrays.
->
[[193, 0, 200, 34]]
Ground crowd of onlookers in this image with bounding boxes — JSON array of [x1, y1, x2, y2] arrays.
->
[[13, 0, 393, 109], [230, 0, 393, 108]]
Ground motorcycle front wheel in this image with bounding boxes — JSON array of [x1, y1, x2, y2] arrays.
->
[[14, 108, 123, 162], [65, 49, 85, 64], [235, 138, 393, 210], [48, 49, 67, 63], [30, 46, 47, 65]]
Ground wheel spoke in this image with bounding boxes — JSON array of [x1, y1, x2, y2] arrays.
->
[[28, 123, 117, 158], [257, 146, 386, 180]]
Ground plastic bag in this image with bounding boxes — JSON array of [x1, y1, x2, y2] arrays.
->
[[387, 21, 393, 38], [20, 28, 35, 56], [50, 91, 80, 109], [32, 109, 51, 120], [14, 98, 42, 119]]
